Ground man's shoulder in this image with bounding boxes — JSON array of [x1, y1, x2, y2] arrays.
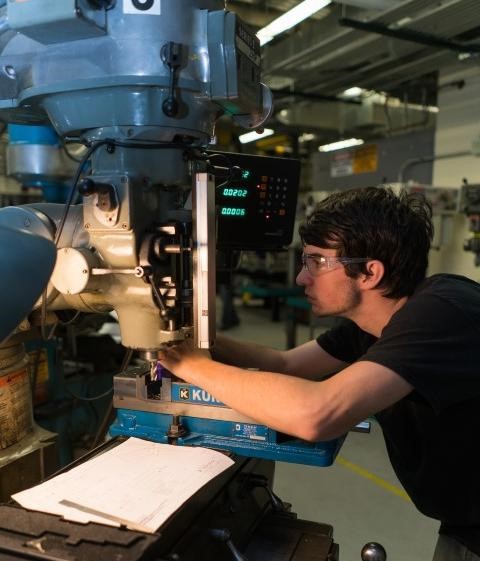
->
[[413, 273, 480, 303], [419, 273, 479, 292], [399, 273, 480, 324]]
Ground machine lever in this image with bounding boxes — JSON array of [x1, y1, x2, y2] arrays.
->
[[78, 178, 118, 212], [161, 41, 182, 117], [240, 474, 287, 512], [149, 275, 169, 318], [208, 528, 249, 561], [260, 484, 286, 512], [78, 178, 114, 196], [361, 542, 387, 561]]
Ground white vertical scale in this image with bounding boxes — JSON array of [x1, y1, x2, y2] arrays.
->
[[192, 172, 216, 349]]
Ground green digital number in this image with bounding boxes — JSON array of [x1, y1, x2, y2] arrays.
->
[[222, 188, 248, 197], [221, 207, 246, 216]]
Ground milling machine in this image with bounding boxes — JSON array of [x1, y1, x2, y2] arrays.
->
[[0, 1, 345, 559]]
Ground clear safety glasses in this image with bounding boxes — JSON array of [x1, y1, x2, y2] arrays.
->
[[301, 253, 371, 276]]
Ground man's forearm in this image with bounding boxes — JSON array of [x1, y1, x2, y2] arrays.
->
[[212, 335, 287, 373]]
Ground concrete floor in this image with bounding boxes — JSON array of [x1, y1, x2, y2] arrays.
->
[[221, 299, 439, 561]]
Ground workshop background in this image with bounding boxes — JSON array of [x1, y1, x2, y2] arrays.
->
[[1, 1, 479, 560]]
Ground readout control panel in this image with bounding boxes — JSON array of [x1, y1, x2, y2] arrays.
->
[[213, 151, 300, 250]]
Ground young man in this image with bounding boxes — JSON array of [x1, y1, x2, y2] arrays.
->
[[158, 186, 480, 561]]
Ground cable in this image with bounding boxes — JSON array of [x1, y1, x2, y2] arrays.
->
[[40, 140, 108, 340], [54, 140, 110, 245], [63, 384, 113, 402], [90, 347, 134, 450], [56, 310, 82, 326]]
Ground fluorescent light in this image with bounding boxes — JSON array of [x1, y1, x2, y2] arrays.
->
[[257, 0, 331, 47], [299, 133, 316, 143], [338, 87, 439, 113], [239, 128, 274, 144], [340, 86, 364, 99], [318, 138, 364, 152]]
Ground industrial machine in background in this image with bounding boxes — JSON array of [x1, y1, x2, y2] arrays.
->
[[0, 1, 348, 559], [461, 179, 480, 265]]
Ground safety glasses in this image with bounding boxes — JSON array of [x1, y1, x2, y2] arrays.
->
[[301, 253, 371, 276]]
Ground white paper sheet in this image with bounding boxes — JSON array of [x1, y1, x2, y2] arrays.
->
[[12, 437, 234, 533]]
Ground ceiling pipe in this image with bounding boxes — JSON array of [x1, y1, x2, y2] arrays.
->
[[398, 151, 473, 184], [336, 0, 403, 8], [339, 16, 480, 54]]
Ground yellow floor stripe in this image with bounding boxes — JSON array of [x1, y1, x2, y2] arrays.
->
[[336, 455, 411, 502]]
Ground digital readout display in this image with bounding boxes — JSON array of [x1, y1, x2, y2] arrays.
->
[[221, 207, 246, 216], [222, 188, 248, 197]]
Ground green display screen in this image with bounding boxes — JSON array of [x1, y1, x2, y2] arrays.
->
[[222, 188, 248, 197], [221, 207, 246, 216]]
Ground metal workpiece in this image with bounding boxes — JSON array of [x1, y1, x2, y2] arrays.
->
[[113, 368, 254, 423]]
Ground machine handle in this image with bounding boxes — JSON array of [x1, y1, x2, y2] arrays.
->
[[361, 542, 387, 561], [209, 528, 249, 561], [161, 41, 182, 117]]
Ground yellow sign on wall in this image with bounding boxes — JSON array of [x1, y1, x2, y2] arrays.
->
[[352, 144, 378, 174], [330, 143, 378, 177]]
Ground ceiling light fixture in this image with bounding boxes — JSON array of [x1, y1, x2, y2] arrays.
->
[[239, 128, 275, 144], [257, 0, 332, 47], [318, 138, 364, 152], [299, 132, 316, 143], [339, 86, 364, 99]]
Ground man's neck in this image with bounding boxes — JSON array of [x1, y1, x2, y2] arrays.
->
[[349, 295, 408, 338]]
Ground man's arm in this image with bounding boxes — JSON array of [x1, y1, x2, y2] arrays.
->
[[213, 335, 348, 380], [158, 344, 413, 441]]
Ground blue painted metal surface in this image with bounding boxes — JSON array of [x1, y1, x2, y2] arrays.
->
[[7, 124, 69, 202], [8, 124, 59, 145], [109, 405, 345, 467]]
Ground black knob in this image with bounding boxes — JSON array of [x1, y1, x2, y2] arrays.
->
[[361, 542, 387, 561], [78, 178, 96, 196], [78, 178, 114, 197], [162, 97, 179, 117], [209, 528, 248, 561], [88, 0, 115, 8]]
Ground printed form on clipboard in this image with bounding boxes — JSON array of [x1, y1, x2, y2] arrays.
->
[[12, 437, 235, 533]]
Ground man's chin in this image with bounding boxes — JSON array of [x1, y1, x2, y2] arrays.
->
[[310, 304, 328, 317]]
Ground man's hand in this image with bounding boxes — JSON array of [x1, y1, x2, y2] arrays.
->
[[157, 339, 212, 382]]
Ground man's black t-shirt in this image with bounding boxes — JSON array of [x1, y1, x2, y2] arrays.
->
[[317, 274, 480, 554]]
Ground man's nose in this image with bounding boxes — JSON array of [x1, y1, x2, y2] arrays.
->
[[296, 267, 310, 286]]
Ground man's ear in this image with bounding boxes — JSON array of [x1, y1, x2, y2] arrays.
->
[[359, 260, 384, 290]]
